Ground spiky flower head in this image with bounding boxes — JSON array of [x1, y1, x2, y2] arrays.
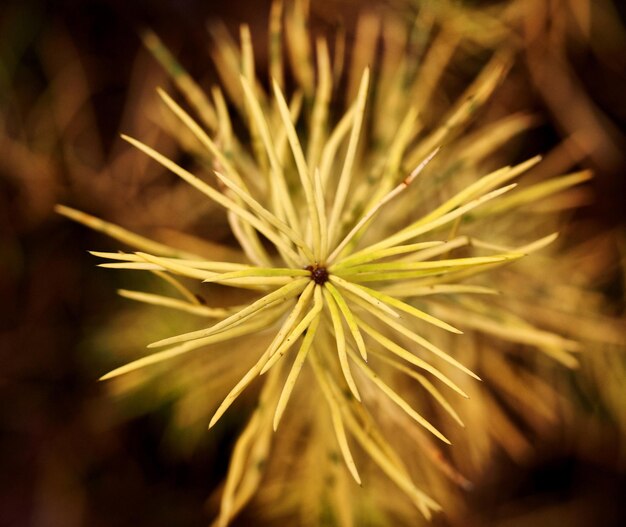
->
[[58, 1, 597, 524]]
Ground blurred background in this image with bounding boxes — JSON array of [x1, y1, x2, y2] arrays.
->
[[1, 0, 625, 525]]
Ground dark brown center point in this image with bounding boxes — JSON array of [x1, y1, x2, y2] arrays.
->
[[306, 264, 329, 285]]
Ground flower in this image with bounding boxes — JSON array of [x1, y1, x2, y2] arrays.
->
[[57, 1, 599, 524]]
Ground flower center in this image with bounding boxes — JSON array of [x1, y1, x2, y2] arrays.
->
[[306, 264, 329, 285]]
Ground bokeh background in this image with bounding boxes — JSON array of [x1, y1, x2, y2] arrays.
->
[[2, 0, 625, 525]]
